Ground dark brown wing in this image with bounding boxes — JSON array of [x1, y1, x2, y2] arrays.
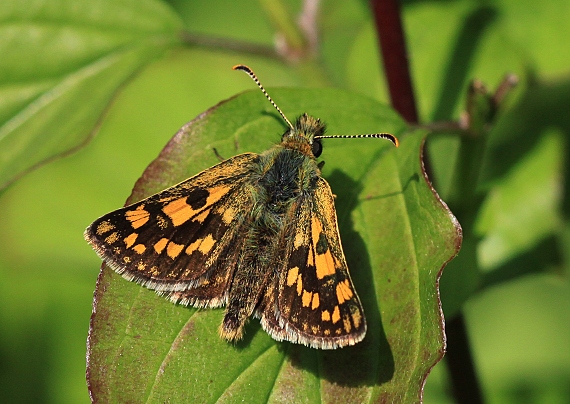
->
[[258, 177, 366, 349], [84, 153, 257, 308]]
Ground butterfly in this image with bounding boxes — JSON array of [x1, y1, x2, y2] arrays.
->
[[85, 65, 398, 349]]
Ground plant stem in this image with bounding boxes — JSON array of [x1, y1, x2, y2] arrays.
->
[[370, 0, 418, 123], [258, 0, 306, 55], [179, 32, 281, 60]]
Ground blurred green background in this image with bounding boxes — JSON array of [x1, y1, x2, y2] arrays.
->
[[0, 0, 568, 402]]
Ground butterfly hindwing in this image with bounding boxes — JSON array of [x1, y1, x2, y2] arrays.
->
[[259, 177, 366, 349], [85, 153, 258, 305]]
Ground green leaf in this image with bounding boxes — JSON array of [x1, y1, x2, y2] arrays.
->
[[87, 88, 460, 402], [0, 0, 183, 190]]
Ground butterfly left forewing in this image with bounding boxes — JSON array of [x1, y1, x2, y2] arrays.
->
[[85, 153, 257, 306], [260, 177, 366, 349]]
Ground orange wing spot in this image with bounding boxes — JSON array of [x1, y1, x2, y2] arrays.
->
[[205, 185, 232, 205], [198, 234, 216, 254], [303, 323, 309, 331], [154, 238, 169, 254], [324, 329, 331, 336], [137, 262, 146, 271], [315, 250, 336, 279], [185, 235, 216, 256], [336, 279, 354, 304], [322, 310, 331, 321], [185, 238, 201, 255], [222, 207, 236, 225], [307, 246, 314, 266], [96, 220, 115, 235], [296, 275, 303, 296], [311, 293, 320, 310], [124, 233, 138, 248], [311, 216, 335, 278], [302, 290, 312, 307], [332, 305, 341, 324], [343, 316, 352, 333], [125, 205, 150, 229], [123, 256, 131, 263], [311, 325, 320, 334], [333, 254, 342, 268], [194, 208, 210, 224], [311, 216, 323, 244], [162, 198, 195, 227], [167, 241, 184, 259], [105, 232, 119, 244], [132, 244, 146, 254], [336, 286, 343, 304], [335, 328, 342, 335], [287, 267, 299, 287]]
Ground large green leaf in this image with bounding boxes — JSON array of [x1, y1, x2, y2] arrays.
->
[[87, 88, 461, 402], [0, 0, 182, 190]]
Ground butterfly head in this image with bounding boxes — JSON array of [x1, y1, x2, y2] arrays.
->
[[281, 113, 326, 157]]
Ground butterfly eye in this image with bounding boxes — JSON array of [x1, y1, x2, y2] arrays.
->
[[312, 138, 323, 157]]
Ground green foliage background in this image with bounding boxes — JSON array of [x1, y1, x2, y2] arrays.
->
[[0, 0, 568, 403]]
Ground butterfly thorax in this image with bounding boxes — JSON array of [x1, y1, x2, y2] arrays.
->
[[254, 116, 324, 226]]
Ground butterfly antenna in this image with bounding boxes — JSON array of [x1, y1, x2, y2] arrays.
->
[[233, 64, 294, 130], [315, 133, 399, 147]]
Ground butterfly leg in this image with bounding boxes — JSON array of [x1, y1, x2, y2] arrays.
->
[[212, 148, 225, 161]]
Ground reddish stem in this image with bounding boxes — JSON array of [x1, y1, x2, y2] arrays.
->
[[370, 0, 419, 123]]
